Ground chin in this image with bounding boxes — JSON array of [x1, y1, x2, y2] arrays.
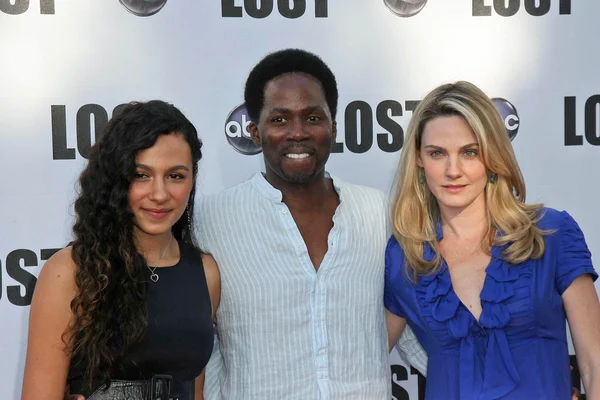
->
[[441, 202, 472, 210], [435, 195, 477, 211], [281, 170, 317, 184], [140, 229, 170, 237], [134, 222, 173, 237]]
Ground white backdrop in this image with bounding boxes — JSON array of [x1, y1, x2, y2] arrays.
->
[[1, 0, 599, 398]]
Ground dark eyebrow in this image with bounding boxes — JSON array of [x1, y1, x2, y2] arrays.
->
[[136, 164, 190, 172], [266, 105, 328, 115], [423, 142, 479, 151], [304, 105, 328, 114], [267, 107, 291, 115], [461, 142, 479, 150]]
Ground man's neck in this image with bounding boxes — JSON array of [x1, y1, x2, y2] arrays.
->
[[265, 171, 336, 212]]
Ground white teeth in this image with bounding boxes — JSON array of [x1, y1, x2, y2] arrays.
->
[[285, 153, 310, 159]]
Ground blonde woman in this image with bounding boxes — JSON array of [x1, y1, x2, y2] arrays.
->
[[385, 81, 600, 399]]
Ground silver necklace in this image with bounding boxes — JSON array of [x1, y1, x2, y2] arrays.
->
[[147, 235, 173, 283]]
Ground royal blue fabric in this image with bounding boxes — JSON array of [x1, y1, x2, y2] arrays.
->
[[385, 208, 597, 399]]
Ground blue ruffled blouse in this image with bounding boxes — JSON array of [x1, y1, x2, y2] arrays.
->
[[385, 208, 597, 399]]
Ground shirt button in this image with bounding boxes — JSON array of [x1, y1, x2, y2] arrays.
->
[[282, 209, 288, 214], [318, 348, 326, 355]]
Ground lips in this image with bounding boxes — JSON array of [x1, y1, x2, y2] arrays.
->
[[442, 185, 467, 193], [143, 209, 172, 219], [285, 153, 310, 159], [282, 146, 314, 161]]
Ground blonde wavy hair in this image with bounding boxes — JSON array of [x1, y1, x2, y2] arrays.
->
[[391, 81, 548, 278]]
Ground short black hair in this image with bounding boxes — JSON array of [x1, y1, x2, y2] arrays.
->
[[244, 48, 338, 123]]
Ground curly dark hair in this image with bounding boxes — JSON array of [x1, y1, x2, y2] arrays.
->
[[65, 100, 202, 388], [244, 48, 339, 123]]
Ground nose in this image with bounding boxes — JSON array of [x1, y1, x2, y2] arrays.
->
[[149, 178, 169, 203], [287, 117, 310, 141], [445, 155, 463, 180]]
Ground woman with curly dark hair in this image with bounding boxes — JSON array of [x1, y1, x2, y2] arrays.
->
[[21, 100, 219, 400]]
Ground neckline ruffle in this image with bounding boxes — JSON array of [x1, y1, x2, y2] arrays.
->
[[418, 242, 521, 399]]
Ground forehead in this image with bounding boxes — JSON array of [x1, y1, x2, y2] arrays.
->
[[421, 115, 478, 146], [262, 73, 327, 109], [135, 133, 192, 165]]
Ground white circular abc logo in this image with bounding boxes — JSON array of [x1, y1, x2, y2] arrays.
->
[[384, 0, 427, 17], [225, 104, 262, 155], [491, 98, 520, 141], [119, 0, 167, 16]]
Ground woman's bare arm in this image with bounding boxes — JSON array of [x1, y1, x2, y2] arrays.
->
[[22, 247, 78, 400]]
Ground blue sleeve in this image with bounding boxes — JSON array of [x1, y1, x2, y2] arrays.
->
[[556, 211, 598, 295], [384, 235, 407, 318]]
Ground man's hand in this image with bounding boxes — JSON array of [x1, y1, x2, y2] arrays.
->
[[64, 385, 85, 400], [65, 395, 85, 400], [571, 365, 584, 400]]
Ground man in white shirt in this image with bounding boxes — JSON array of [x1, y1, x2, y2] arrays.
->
[[198, 48, 427, 399]]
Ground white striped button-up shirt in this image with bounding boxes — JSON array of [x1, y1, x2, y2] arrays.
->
[[197, 172, 426, 399]]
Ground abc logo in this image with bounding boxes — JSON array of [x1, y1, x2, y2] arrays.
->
[[119, 0, 167, 16], [384, 0, 427, 17], [492, 98, 519, 141], [225, 104, 262, 155]]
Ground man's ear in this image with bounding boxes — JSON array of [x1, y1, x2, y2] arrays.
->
[[249, 122, 261, 147], [331, 121, 337, 143]]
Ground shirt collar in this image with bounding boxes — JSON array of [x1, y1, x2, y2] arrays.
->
[[435, 219, 444, 241], [249, 171, 343, 204]]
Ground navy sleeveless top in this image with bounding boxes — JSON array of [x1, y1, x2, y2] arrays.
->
[[68, 241, 214, 399]]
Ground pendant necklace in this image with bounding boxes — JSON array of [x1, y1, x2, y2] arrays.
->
[[147, 234, 173, 283]]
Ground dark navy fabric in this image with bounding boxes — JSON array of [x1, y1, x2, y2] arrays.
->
[[68, 241, 214, 399]]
